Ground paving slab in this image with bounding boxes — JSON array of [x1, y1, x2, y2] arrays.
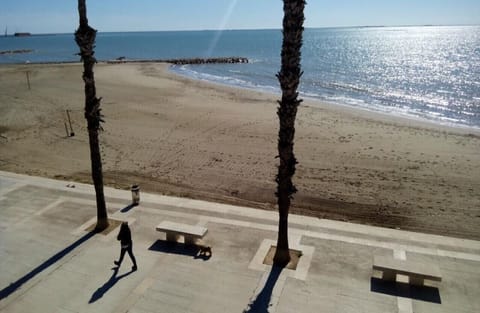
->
[[0, 170, 480, 312]]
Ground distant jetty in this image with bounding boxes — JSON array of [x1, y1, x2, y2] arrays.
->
[[107, 57, 249, 65], [0, 49, 34, 55], [14, 32, 31, 37], [3, 57, 249, 65]]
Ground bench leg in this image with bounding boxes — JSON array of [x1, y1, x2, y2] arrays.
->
[[409, 276, 424, 286], [382, 270, 396, 282], [166, 233, 179, 242], [184, 235, 197, 246]]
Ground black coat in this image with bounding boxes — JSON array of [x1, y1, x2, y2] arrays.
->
[[117, 225, 132, 246]]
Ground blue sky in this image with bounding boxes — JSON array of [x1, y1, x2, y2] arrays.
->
[[1, 0, 480, 34]]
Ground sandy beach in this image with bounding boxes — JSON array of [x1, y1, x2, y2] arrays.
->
[[0, 62, 479, 239]]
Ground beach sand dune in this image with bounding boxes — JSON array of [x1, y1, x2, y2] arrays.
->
[[1, 63, 479, 239]]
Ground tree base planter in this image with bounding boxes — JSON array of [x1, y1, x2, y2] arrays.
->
[[263, 245, 302, 270], [85, 218, 122, 235]]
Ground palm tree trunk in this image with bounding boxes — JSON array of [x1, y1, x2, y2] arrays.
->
[[273, 0, 306, 267], [75, 0, 108, 232]]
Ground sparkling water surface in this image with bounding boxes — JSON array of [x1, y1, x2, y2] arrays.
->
[[1, 26, 479, 128]]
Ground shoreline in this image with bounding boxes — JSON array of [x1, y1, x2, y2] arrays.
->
[[1, 62, 479, 240], [170, 66, 480, 133], [170, 64, 480, 135]]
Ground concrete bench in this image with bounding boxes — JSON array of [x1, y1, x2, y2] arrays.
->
[[156, 221, 208, 245], [373, 255, 442, 286]]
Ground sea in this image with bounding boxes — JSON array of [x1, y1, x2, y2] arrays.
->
[[1, 26, 479, 128]]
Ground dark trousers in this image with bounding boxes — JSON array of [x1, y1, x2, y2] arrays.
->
[[118, 244, 137, 267]]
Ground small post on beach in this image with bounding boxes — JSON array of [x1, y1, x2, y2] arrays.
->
[[25, 71, 30, 90], [66, 110, 75, 137]]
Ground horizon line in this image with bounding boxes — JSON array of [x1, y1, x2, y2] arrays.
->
[[7, 23, 479, 36]]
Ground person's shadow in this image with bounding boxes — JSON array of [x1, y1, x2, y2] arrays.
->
[[89, 266, 134, 303]]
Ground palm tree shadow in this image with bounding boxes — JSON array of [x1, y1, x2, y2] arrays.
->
[[244, 266, 283, 313], [89, 267, 134, 303], [0, 231, 95, 300]]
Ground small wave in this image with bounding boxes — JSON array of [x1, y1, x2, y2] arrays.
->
[[328, 82, 371, 94], [171, 65, 280, 94], [247, 58, 263, 64], [437, 89, 455, 94], [300, 91, 322, 98]]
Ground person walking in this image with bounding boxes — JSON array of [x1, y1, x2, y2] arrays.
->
[[114, 222, 137, 271]]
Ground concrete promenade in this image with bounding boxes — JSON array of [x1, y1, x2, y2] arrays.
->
[[0, 171, 479, 313]]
